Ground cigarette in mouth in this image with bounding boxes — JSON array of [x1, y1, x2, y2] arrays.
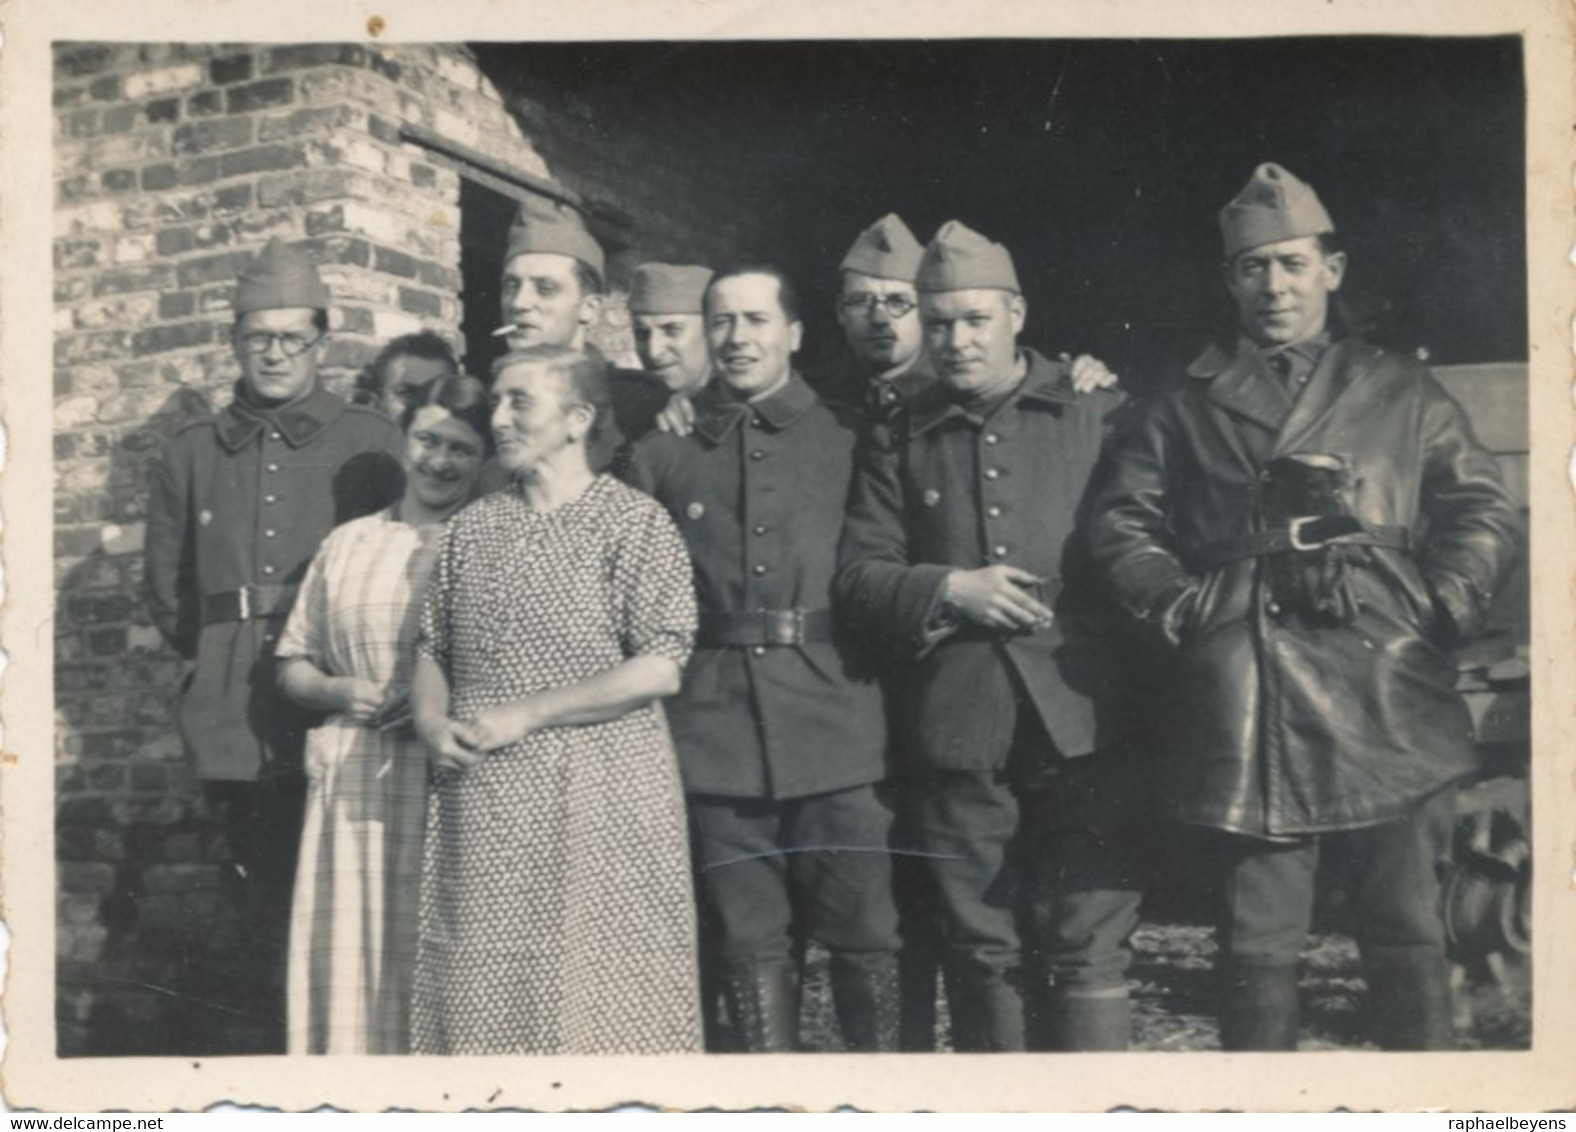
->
[[491, 324, 517, 337]]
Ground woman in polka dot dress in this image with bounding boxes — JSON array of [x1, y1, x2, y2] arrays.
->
[[410, 346, 701, 1055]]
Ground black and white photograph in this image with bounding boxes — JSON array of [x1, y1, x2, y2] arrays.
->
[[6, 0, 1573, 1113]]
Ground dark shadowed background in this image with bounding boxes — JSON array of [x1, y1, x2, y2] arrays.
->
[[473, 36, 1526, 390]]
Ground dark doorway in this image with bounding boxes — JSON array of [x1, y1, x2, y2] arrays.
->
[[458, 175, 518, 380]]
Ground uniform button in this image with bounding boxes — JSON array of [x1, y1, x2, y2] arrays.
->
[[752, 564, 769, 576], [992, 544, 1009, 558], [751, 646, 766, 658], [984, 433, 1000, 445], [261, 565, 276, 576], [1266, 600, 1282, 616], [986, 505, 1002, 518], [753, 525, 769, 536], [983, 467, 1001, 481], [881, 388, 898, 403], [749, 449, 766, 461], [269, 430, 282, 441], [264, 494, 278, 504], [266, 462, 280, 473], [751, 416, 765, 428]]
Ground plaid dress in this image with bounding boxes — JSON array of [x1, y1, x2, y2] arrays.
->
[[277, 508, 443, 1055], [410, 475, 702, 1055]]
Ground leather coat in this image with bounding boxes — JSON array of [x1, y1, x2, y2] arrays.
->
[[1086, 336, 1520, 836]]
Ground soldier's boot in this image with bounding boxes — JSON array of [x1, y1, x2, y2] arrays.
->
[[1360, 942, 1456, 1051], [897, 938, 942, 1051], [830, 952, 903, 1053], [719, 957, 799, 1053], [1046, 986, 1132, 1052], [1219, 963, 1300, 1051], [947, 963, 1028, 1052]]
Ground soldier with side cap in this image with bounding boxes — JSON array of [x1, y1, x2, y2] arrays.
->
[[630, 262, 715, 396], [145, 237, 405, 1050], [819, 213, 937, 421], [1085, 164, 1519, 1050], [836, 221, 1146, 1052], [626, 265, 903, 1053], [477, 195, 669, 488]]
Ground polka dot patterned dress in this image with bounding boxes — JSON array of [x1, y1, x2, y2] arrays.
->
[[410, 475, 702, 1055]]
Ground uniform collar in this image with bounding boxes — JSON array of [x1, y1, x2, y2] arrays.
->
[[909, 348, 1073, 435], [693, 370, 817, 444], [1186, 332, 1348, 437], [883, 358, 937, 401], [216, 381, 346, 452], [1187, 331, 1333, 378]]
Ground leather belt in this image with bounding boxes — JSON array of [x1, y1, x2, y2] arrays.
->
[[201, 583, 300, 624], [1190, 518, 1411, 571], [697, 608, 833, 647]]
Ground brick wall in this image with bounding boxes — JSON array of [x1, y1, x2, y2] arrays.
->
[[52, 41, 773, 1055]]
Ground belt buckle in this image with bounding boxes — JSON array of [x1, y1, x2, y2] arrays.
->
[[237, 584, 253, 622], [764, 609, 800, 646], [1287, 516, 1355, 552]]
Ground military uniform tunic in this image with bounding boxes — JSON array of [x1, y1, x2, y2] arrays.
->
[[815, 353, 937, 425], [835, 349, 1142, 1044], [145, 383, 405, 781], [624, 371, 899, 981], [836, 348, 1128, 770], [625, 371, 887, 798]]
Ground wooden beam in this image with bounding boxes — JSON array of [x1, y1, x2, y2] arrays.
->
[[398, 123, 635, 249]]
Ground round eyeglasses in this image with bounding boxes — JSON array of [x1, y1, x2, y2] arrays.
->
[[839, 293, 919, 319], [236, 331, 324, 358]]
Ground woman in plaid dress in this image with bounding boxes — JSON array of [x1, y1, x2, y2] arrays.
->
[[276, 375, 492, 1054], [409, 346, 701, 1055]]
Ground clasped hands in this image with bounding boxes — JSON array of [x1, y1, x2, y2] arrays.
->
[[416, 701, 542, 773]]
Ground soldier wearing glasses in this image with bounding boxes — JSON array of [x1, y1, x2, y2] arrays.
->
[[821, 215, 937, 421], [145, 237, 404, 1049]]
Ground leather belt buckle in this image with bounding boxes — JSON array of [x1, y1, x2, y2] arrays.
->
[[1287, 515, 1362, 552], [764, 609, 801, 646]]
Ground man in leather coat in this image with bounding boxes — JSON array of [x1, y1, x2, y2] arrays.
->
[[1085, 163, 1520, 1050]]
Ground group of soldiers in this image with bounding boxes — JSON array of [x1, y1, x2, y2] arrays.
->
[[143, 160, 1520, 1054]]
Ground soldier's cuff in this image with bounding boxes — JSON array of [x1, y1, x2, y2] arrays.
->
[[1426, 572, 1486, 645], [1112, 552, 1190, 624], [913, 567, 963, 657]]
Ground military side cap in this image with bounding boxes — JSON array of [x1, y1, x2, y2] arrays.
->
[[234, 236, 331, 313], [1219, 162, 1335, 258], [629, 262, 714, 314], [505, 194, 606, 278], [916, 220, 1021, 293], [840, 213, 925, 282]]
